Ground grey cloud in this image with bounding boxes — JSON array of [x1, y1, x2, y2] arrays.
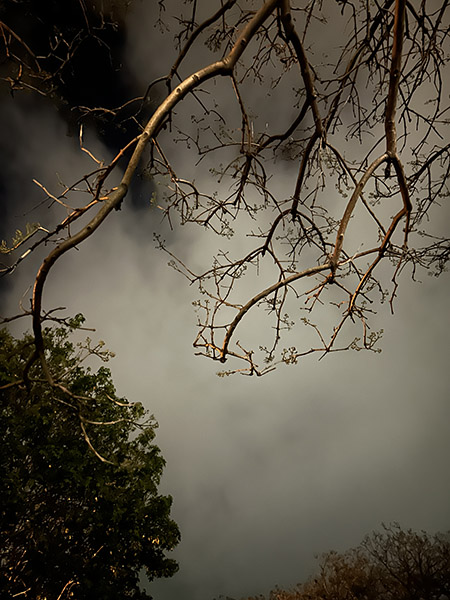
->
[[1, 3, 449, 600]]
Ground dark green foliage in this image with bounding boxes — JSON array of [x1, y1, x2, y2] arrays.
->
[[0, 323, 180, 599]]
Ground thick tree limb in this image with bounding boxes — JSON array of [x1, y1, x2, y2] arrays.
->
[[220, 261, 331, 362], [31, 0, 283, 381]]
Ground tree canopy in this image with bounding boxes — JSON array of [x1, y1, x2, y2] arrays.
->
[[0, 321, 180, 599], [244, 523, 450, 600], [0, 0, 448, 376]]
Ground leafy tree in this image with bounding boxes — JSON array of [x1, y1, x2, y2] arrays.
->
[[0, 322, 180, 599], [1, 0, 449, 376], [244, 523, 450, 600]]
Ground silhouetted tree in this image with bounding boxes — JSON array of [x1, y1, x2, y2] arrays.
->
[[245, 524, 450, 600]]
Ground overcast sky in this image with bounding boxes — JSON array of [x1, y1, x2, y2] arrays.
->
[[1, 2, 449, 600]]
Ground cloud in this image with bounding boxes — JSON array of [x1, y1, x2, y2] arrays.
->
[[1, 3, 449, 600]]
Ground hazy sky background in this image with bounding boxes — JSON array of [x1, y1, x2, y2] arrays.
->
[[1, 2, 449, 600]]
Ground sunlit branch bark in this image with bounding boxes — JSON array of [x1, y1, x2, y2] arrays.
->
[[323, 0, 395, 133], [220, 261, 331, 362], [31, 184, 128, 383], [279, 1, 323, 139], [0, 20, 41, 71], [330, 154, 389, 272], [30, 0, 283, 381], [385, 0, 406, 156], [3, 0, 447, 376]]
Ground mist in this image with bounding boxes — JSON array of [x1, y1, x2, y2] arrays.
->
[[1, 2, 449, 599]]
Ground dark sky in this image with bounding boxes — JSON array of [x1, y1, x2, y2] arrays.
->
[[1, 2, 449, 600]]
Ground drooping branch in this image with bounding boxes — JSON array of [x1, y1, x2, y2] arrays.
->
[[2, 0, 447, 377], [279, 1, 323, 140], [330, 154, 389, 272], [331, 0, 410, 276], [31, 183, 128, 383], [279, 0, 324, 218], [30, 0, 283, 381], [220, 261, 331, 362], [385, 0, 406, 156]]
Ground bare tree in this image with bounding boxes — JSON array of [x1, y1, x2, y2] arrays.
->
[[1, 0, 449, 377]]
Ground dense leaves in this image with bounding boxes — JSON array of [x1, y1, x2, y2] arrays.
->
[[0, 323, 180, 599], [246, 524, 450, 600]]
